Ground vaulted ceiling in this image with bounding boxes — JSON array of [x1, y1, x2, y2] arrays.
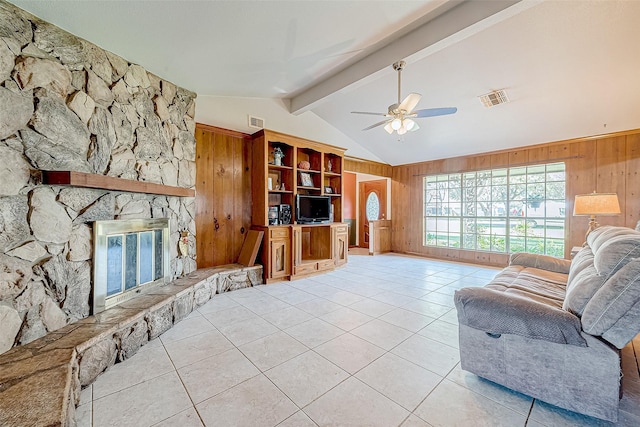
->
[[12, 0, 640, 166]]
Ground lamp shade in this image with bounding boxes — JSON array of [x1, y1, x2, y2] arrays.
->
[[573, 193, 621, 216]]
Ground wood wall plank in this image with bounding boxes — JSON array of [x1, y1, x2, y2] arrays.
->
[[344, 157, 392, 177], [596, 136, 626, 229], [527, 146, 548, 164], [195, 125, 252, 267], [565, 140, 596, 252], [491, 152, 509, 168], [625, 134, 640, 228], [475, 154, 491, 171], [509, 149, 528, 166], [548, 143, 570, 161]]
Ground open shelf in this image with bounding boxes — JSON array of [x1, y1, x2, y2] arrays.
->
[[252, 129, 345, 227], [268, 165, 293, 172]]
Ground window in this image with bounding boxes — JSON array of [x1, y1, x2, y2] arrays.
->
[[423, 162, 566, 257], [366, 192, 380, 221]]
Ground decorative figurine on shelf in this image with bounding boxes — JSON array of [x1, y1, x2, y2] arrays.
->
[[179, 229, 189, 257], [273, 147, 284, 166], [327, 159, 332, 172]]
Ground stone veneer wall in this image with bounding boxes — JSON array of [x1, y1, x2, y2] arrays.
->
[[0, 1, 198, 354]]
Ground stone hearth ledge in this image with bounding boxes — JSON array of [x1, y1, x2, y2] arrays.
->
[[0, 264, 262, 427]]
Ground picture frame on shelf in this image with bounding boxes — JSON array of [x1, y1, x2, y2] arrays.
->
[[324, 186, 333, 194], [300, 172, 313, 187], [268, 172, 280, 191]]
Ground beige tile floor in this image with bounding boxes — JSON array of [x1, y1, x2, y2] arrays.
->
[[77, 253, 640, 427]]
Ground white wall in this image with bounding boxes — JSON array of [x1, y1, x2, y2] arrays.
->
[[195, 95, 384, 162]]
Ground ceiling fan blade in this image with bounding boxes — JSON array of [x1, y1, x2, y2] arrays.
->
[[362, 119, 391, 131], [399, 93, 421, 113], [413, 107, 457, 118], [351, 111, 387, 116]]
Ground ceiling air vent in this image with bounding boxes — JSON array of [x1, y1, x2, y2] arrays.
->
[[248, 115, 265, 129], [479, 90, 509, 108]]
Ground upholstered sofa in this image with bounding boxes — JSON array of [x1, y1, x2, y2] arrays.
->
[[454, 225, 640, 422]]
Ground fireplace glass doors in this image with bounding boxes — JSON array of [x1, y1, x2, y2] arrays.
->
[[94, 218, 170, 313]]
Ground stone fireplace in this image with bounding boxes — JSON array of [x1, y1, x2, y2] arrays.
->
[[0, 0, 198, 355]]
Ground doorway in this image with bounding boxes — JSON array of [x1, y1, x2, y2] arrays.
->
[[359, 179, 387, 248]]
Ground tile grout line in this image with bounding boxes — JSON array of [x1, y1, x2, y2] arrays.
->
[[155, 334, 208, 427]]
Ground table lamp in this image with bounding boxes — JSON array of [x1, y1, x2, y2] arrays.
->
[[573, 192, 621, 241]]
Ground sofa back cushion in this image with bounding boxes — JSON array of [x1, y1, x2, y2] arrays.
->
[[564, 226, 640, 348], [563, 246, 605, 315], [581, 258, 640, 348]]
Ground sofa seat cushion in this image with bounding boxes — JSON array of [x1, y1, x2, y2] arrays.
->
[[509, 252, 571, 274], [485, 265, 567, 308], [455, 287, 587, 346]]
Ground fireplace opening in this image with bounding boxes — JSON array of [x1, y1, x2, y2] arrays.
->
[[93, 218, 170, 313]]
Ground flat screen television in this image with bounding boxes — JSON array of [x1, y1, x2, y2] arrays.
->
[[296, 194, 331, 224]]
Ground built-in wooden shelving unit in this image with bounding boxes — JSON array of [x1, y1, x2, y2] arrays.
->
[[250, 129, 348, 283]]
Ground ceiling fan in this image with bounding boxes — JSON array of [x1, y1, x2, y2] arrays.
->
[[352, 60, 457, 135]]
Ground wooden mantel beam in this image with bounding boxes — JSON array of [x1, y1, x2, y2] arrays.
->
[[41, 171, 195, 197]]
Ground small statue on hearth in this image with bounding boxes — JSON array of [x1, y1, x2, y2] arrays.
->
[[179, 229, 189, 257]]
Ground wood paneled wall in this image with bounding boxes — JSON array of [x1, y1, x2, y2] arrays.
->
[[391, 129, 640, 266], [345, 156, 393, 177], [195, 124, 252, 267]]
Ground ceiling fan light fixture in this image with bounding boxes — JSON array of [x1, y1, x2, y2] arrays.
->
[[404, 118, 416, 131], [351, 60, 457, 136]]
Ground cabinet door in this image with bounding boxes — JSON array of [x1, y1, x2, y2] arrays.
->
[[333, 228, 348, 266], [270, 238, 291, 278]]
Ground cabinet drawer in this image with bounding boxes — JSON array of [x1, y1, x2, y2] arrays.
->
[[270, 228, 289, 239], [333, 225, 348, 233], [317, 259, 335, 270], [294, 262, 317, 276]]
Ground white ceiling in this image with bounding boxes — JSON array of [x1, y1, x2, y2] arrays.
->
[[11, 0, 640, 166]]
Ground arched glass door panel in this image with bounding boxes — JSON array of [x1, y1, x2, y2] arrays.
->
[[366, 192, 380, 221]]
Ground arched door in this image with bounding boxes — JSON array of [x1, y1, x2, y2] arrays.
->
[[359, 180, 387, 248]]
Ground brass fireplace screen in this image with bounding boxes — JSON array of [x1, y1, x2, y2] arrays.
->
[[93, 218, 170, 314]]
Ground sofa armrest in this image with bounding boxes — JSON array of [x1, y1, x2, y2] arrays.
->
[[454, 287, 586, 346], [509, 252, 571, 274]]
